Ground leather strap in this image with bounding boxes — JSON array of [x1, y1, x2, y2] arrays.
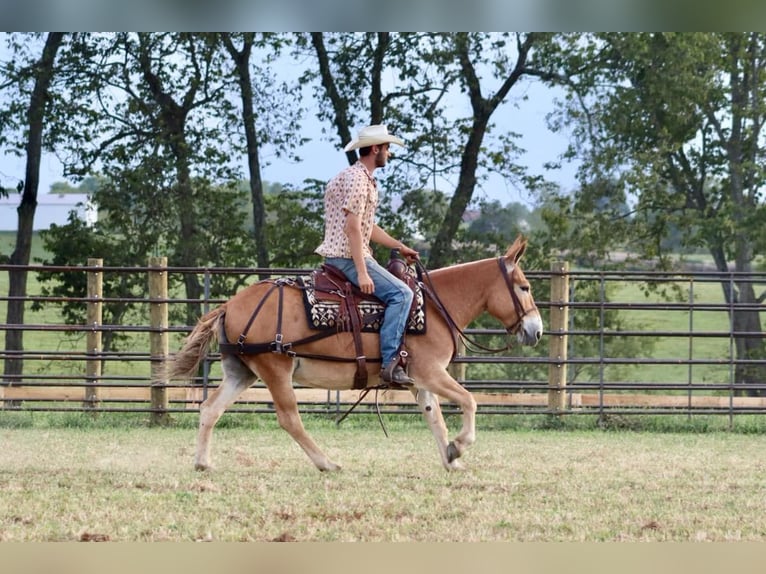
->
[[339, 281, 368, 389]]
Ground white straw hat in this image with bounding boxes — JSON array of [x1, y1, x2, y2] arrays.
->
[[343, 124, 405, 152]]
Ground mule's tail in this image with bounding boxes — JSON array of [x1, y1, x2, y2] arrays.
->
[[166, 305, 227, 381]]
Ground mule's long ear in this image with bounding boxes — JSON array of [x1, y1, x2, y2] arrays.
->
[[506, 235, 528, 264]]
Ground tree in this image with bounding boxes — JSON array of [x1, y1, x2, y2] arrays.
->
[[549, 32, 766, 393], [36, 174, 259, 354], [1, 32, 64, 388], [57, 33, 240, 324], [427, 33, 552, 267], [220, 33, 303, 277], [299, 32, 437, 254], [35, 213, 148, 356], [301, 33, 560, 268], [264, 181, 325, 268]]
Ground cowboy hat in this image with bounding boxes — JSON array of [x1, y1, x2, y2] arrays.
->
[[343, 124, 405, 152]]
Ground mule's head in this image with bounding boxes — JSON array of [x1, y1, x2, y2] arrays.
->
[[487, 236, 543, 346]]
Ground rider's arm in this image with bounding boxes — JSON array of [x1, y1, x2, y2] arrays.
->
[[343, 211, 374, 294], [371, 224, 420, 262]]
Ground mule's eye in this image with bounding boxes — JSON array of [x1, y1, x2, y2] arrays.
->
[[520, 285, 530, 293]]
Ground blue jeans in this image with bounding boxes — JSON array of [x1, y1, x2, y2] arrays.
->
[[324, 257, 414, 366]]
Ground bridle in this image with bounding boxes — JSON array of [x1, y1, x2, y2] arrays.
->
[[496, 256, 537, 337], [415, 256, 537, 357]]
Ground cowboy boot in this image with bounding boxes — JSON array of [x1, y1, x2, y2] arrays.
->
[[380, 360, 414, 386]]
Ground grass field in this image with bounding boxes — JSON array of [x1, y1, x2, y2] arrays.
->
[[1, 415, 765, 542], [0, 230, 50, 263]]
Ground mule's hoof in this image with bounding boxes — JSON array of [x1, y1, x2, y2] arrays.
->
[[446, 441, 460, 463], [194, 462, 211, 472], [318, 461, 342, 472]]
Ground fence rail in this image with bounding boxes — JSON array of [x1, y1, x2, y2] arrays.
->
[[1, 260, 765, 424]]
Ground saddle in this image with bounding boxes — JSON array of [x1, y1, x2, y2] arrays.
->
[[302, 252, 424, 389], [303, 255, 424, 332]]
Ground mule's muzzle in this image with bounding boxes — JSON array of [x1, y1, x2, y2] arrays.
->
[[516, 316, 544, 347]]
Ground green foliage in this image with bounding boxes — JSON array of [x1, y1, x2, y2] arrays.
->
[[467, 200, 540, 247], [264, 181, 325, 268], [541, 33, 766, 389], [48, 181, 78, 194], [399, 188, 449, 244], [546, 33, 765, 272], [35, 173, 262, 348], [35, 214, 148, 353]]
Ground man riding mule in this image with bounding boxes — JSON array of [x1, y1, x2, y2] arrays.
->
[[316, 124, 420, 386], [167, 233, 544, 472]]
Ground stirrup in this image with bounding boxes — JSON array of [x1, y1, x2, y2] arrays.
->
[[380, 361, 413, 386]]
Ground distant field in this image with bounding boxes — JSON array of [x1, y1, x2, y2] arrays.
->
[[0, 230, 50, 263], [588, 279, 737, 387]]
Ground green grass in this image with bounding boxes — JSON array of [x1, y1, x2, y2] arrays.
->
[[0, 230, 51, 263], [1, 419, 766, 541], [1, 232, 187, 383]]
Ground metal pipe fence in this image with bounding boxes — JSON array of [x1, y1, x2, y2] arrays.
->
[[1, 261, 764, 423]]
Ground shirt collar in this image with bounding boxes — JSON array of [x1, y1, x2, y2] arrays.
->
[[355, 160, 376, 186]]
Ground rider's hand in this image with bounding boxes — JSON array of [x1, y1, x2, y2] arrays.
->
[[358, 270, 375, 294], [399, 245, 420, 264]]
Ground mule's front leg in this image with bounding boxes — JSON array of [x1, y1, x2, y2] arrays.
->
[[413, 388, 464, 471], [444, 391, 476, 465], [414, 371, 477, 470]]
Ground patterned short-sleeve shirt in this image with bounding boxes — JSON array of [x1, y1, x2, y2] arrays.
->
[[315, 161, 378, 259]]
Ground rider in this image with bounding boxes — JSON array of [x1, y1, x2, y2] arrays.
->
[[315, 124, 419, 386]]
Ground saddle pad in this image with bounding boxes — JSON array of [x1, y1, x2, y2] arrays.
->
[[298, 275, 426, 334]]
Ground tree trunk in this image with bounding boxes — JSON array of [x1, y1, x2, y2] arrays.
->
[[137, 35, 203, 325], [722, 43, 764, 396], [428, 119, 486, 268], [310, 33, 356, 166], [709, 238, 763, 397], [428, 33, 535, 268], [732, 280, 764, 397], [222, 33, 270, 279], [3, 33, 64, 400]]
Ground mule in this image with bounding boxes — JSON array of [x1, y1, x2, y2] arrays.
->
[[167, 235, 543, 471]]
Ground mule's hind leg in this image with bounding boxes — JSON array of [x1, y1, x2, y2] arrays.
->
[[412, 388, 464, 471], [260, 362, 341, 472], [195, 354, 255, 471]]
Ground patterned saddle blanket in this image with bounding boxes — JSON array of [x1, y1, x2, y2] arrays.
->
[[297, 271, 426, 335]]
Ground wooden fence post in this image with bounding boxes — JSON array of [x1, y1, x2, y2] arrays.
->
[[149, 256, 170, 425], [548, 261, 569, 412], [447, 339, 467, 382], [84, 258, 103, 411]]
